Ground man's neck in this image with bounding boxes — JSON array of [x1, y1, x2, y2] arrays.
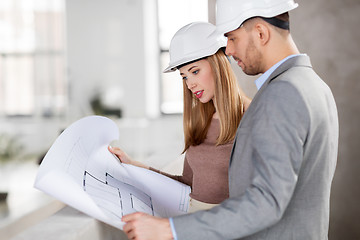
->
[[263, 35, 299, 72]]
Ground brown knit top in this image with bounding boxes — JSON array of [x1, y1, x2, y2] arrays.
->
[[151, 118, 233, 204]]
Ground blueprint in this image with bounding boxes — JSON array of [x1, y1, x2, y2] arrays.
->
[[34, 116, 190, 230]]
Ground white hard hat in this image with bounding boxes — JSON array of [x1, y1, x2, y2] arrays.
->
[[216, 0, 299, 35], [163, 22, 226, 73]]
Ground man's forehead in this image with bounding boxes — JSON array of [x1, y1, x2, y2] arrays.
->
[[224, 26, 243, 38], [224, 30, 236, 38]]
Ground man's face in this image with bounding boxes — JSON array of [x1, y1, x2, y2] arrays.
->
[[225, 25, 263, 76]]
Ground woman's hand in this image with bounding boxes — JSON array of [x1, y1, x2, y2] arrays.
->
[[108, 146, 133, 164], [108, 146, 149, 169]]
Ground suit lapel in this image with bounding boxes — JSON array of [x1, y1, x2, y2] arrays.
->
[[230, 55, 311, 166], [237, 55, 312, 129]]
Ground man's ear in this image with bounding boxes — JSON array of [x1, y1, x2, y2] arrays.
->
[[254, 22, 270, 46]]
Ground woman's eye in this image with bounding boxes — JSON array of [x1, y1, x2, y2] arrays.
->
[[192, 70, 199, 75], [182, 76, 188, 81]]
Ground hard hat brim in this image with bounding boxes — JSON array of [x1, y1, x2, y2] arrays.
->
[[163, 40, 226, 73]]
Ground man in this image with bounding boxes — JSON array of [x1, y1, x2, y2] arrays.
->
[[122, 0, 339, 239]]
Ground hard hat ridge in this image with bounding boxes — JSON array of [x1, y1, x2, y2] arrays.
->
[[215, 0, 298, 35]]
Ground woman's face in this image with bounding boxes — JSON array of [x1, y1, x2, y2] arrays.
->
[[179, 59, 215, 104]]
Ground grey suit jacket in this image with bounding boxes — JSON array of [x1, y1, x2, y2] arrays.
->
[[173, 55, 339, 240]]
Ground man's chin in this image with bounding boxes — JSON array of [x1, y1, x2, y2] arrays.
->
[[242, 68, 260, 76]]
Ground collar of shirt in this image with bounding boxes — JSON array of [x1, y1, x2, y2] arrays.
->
[[255, 54, 305, 90]]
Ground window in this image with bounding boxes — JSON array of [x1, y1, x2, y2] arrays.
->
[[0, 0, 67, 117], [158, 0, 208, 114]]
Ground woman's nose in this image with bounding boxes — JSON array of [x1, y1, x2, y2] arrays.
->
[[186, 78, 196, 90], [186, 78, 197, 90]]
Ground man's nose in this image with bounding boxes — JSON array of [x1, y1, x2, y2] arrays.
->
[[225, 42, 233, 56]]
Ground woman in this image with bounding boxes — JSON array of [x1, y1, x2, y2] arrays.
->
[[109, 22, 251, 212]]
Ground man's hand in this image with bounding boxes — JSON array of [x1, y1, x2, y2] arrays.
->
[[122, 212, 174, 240]]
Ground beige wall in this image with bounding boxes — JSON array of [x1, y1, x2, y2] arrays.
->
[[292, 1, 360, 239]]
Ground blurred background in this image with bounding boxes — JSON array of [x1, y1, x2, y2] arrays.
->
[[0, 0, 359, 239]]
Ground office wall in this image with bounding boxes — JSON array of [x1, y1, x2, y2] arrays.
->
[[291, 1, 360, 239], [66, 0, 159, 119], [0, 0, 160, 159]]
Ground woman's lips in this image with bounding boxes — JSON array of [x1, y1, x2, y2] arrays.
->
[[194, 90, 204, 99]]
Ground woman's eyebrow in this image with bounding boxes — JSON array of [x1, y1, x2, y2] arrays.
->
[[187, 66, 198, 72], [180, 65, 198, 75]]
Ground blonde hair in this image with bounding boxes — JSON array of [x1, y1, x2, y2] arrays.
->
[[182, 49, 244, 152]]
